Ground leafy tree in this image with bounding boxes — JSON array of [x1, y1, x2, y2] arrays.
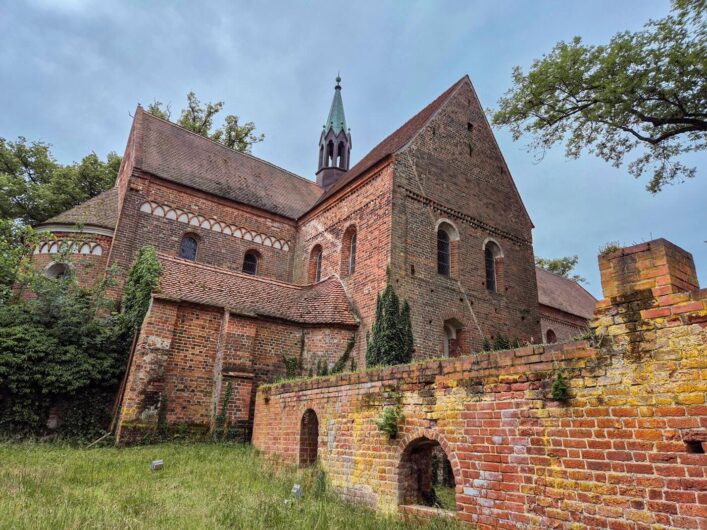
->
[[366, 275, 414, 367], [492, 0, 706, 192], [0, 264, 129, 437], [0, 220, 38, 304], [535, 255, 587, 284], [120, 246, 162, 335], [0, 137, 121, 224], [147, 91, 264, 153]]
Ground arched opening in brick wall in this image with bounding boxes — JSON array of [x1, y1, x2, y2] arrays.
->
[[398, 436, 457, 513], [308, 245, 323, 283], [299, 409, 319, 466], [483, 239, 504, 293], [546, 329, 557, 344], [436, 220, 459, 279], [443, 318, 466, 357]]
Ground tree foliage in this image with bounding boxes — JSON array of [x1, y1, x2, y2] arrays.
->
[[0, 267, 130, 437], [121, 246, 162, 335], [535, 255, 587, 284], [366, 275, 414, 367], [147, 92, 265, 153], [492, 0, 706, 192], [0, 137, 121, 224], [0, 220, 38, 304]]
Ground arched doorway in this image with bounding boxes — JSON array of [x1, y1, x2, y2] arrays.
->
[[299, 409, 319, 466], [398, 436, 457, 512]]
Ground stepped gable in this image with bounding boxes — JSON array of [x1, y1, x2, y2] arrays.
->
[[40, 188, 119, 230], [136, 109, 324, 219], [536, 267, 596, 319], [156, 254, 358, 326]]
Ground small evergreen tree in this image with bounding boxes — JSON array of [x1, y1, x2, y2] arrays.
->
[[366, 274, 414, 367], [121, 246, 162, 335]]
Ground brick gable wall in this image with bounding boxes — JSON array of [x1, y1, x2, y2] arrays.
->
[[391, 81, 540, 354]]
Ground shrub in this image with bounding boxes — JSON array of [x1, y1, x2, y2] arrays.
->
[[366, 272, 413, 367], [375, 406, 404, 440], [551, 371, 570, 402]]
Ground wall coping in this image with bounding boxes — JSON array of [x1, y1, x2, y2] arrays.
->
[[260, 339, 594, 397]]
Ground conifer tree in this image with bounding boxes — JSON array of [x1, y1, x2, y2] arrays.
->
[[366, 274, 414, 367]]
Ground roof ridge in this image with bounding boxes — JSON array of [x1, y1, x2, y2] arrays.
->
[[140, 109, 322, 190], [158, 253, 307, 290]]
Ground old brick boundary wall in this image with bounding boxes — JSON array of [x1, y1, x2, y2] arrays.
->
[[253, 239, 707, 529]]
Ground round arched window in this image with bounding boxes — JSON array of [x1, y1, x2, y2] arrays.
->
[[242, 251, 259, 275]]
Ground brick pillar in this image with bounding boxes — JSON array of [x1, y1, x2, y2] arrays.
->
[[598, 238, 698, 301]]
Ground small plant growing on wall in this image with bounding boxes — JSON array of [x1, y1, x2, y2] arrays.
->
[[551, 371, 570, 402], [375, 406, 404, 440]]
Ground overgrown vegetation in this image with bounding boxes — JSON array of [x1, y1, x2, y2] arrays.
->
[[375, 406, 404, 440], [214, 381, 233, 440], [0, 245, 161, 439], [366, 272, 414, 367], [331, 335, 356, 375], [0, 442, 463, 529], [551, 371, 570, 402], [482, 334, 522, 351], [599, 241, 623, 256]]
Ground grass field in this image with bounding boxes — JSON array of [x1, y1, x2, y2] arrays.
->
[[0, 442, 464, 529]]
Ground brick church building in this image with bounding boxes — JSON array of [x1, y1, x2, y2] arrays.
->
[[32, 75, 592, 440]]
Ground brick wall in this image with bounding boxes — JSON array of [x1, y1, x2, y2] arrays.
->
[[391, 80, 540, 355], [539, 304, 589, 343], [252, 238, 707, 530], [108, 174, 298, 292], [295, 165, 394, 368], [116, 297, 355, 443], [30, 232, 113, 289]]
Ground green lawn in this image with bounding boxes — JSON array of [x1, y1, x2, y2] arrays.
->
[[0, 442, 464, 529]]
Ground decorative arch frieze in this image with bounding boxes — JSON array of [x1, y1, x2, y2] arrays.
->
[[139, 201, 291, 252], [34, 240, 104, 256]]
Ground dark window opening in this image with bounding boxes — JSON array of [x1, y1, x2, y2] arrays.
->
[[242, 251, 259, 275], [546, 329, 557, 344], [686, 441, 705, 454], [45, 262, 69, 279], [437, 230, 450, 276], [180, 235, 198, 261], [337, 141, 346, 168], [326, 141, 334, 166], [309, 245, 323, 283], [484, 243, 499, 292]]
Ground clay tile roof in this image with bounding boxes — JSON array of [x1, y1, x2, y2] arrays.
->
[[137, 109, 324, 219], [156, 254, 358, 326], [536, 267, 597, 320], [40, 188, 119, 230], [315, 76, 467, 204]]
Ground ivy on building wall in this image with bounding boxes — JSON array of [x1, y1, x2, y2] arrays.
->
[[0, 245, 162, 439]]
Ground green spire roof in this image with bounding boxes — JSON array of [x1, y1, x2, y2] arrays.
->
[[325, 76, 347, 135]]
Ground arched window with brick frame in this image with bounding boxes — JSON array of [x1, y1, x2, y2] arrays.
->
[[436, 220, 459, 278], [483, 239, 504, 293], [242, 250, 260, 275], [179, 233, 199, 262], [340, 225, 357, 277], [309, 244, 323, 283]]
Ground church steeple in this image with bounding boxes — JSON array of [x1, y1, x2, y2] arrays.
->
[[316, 75, 352, 189]]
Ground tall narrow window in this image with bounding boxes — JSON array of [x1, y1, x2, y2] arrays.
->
[[437, 230, 450, 276], [341, 226, 357, 277], [309, 245, 323, 283], [242, 250, 259, 275], [484, 240, 502, 293], [349, 232, 357, 274], [180, 235, 198, 261]]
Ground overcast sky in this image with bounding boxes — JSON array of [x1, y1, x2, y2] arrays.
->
[[1, 0, 704, 297]]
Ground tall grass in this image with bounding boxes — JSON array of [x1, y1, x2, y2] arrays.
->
[[0, 442, 464, 530]]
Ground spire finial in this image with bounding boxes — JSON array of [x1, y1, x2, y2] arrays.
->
[[335, 73, 341, 89]]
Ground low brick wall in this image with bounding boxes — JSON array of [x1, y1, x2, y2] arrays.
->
[[253, 239, 707, 529]]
